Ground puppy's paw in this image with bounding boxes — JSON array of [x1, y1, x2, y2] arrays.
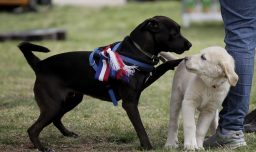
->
[[184, 142, 198, 151], [165, 142, 179, 149]]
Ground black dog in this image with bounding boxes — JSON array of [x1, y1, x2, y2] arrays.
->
[[244, 109, 256, 133], [18, 16, 191, 152]]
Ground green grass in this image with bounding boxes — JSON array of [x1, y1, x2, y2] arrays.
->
[[0, 1, 255, 152]]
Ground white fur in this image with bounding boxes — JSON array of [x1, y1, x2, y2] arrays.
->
[[165, 46, 238, 150]]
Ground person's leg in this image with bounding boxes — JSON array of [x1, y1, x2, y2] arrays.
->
[[204, 0, 256, 149], [219, 0, 256, 133]]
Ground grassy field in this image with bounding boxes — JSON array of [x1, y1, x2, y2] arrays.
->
[[0, 1, 256, 152]]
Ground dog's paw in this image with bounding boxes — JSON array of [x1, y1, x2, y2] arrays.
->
[[164, 144, 179, 150], [184, 143, 198, 151], [69, 132, 79, 138], [140, 143, 153, 150], [64, 131, 79, 138], [244, 123, 256, 133], [166, 59, 184, 70], [46, 149, 55, 152], [40, 147, 55, 152], [184, 138, 199, 151], [165, 142, 179, 149]]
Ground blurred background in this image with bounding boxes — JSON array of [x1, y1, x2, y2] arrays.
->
[[0, 0, 255, 151]]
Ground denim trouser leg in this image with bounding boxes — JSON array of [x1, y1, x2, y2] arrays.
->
[[219, 0, 256, 131]]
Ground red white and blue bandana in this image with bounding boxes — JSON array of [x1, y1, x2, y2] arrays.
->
[[94, 45, 137, 83], [89, 42, 155, 106]]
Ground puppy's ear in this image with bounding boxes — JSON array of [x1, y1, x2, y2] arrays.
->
[[220, 61, 239, 86], [143, 18, 160, 33]]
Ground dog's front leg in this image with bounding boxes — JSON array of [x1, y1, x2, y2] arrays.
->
[[165, 89, 183, 149], [122, 100, 152, 150], [142, 59, 183, 90], [196, 108, 217, 149], [182, 100, 198, 150]]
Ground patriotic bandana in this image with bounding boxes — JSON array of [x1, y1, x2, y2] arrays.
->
[[94, 45, 137, 83], [89, 42, 155, 106]]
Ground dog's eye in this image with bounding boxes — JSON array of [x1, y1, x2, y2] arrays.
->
[[171, 32, 179, 38], [170, 30, 179, 37], [169, 32, 179, 40], [174, 32, 179, 37], [201, 54, 206, 60]]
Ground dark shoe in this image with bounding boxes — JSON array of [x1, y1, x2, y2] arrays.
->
[[204, 129, 246, 149]]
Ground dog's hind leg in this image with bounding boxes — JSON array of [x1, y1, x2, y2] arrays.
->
[[209, 110, 218, 135], [196, 108, 217, 149], [53, 92, 83, 137], [28, 101, 61, 151], [28, 111, 58, 152], [28, 80, 64, 152]]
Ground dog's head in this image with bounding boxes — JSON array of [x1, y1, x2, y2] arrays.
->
[[184, 46, 238, 86], [130, 16, 192, 55]]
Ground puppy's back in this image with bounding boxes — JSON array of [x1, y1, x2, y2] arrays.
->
[[171, 61, 196, 94]]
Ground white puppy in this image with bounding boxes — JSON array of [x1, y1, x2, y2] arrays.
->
[[164, 46, 238, 150]]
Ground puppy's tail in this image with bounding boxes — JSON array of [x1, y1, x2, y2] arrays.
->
[[159, 52, 178, 62], [18, 42, 50, 72]]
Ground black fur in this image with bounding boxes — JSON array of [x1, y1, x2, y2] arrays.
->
[[18, 16, 191, 152], [244, 109, 256, 133]]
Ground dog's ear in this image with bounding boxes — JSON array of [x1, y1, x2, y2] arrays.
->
[[220, 61, 239, 86], [143, 18, 160, 33]]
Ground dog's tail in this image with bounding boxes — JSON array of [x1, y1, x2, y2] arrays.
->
[[159, 52, 178, 62], [18, 42, 50, 72]]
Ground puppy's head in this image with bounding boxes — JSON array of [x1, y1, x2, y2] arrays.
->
[[130, 16, 192, 55], [184, 46, 238, 86]]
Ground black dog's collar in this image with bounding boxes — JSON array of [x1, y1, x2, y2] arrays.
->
[[89, 42, 155, 72], [130, 38, 159, 64]]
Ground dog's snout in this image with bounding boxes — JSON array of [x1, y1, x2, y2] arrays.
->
[[187, 41, 192, 48], [185, 41, 192, 49]]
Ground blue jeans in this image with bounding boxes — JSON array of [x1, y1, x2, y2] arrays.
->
[[219, 0, 256, 131]]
